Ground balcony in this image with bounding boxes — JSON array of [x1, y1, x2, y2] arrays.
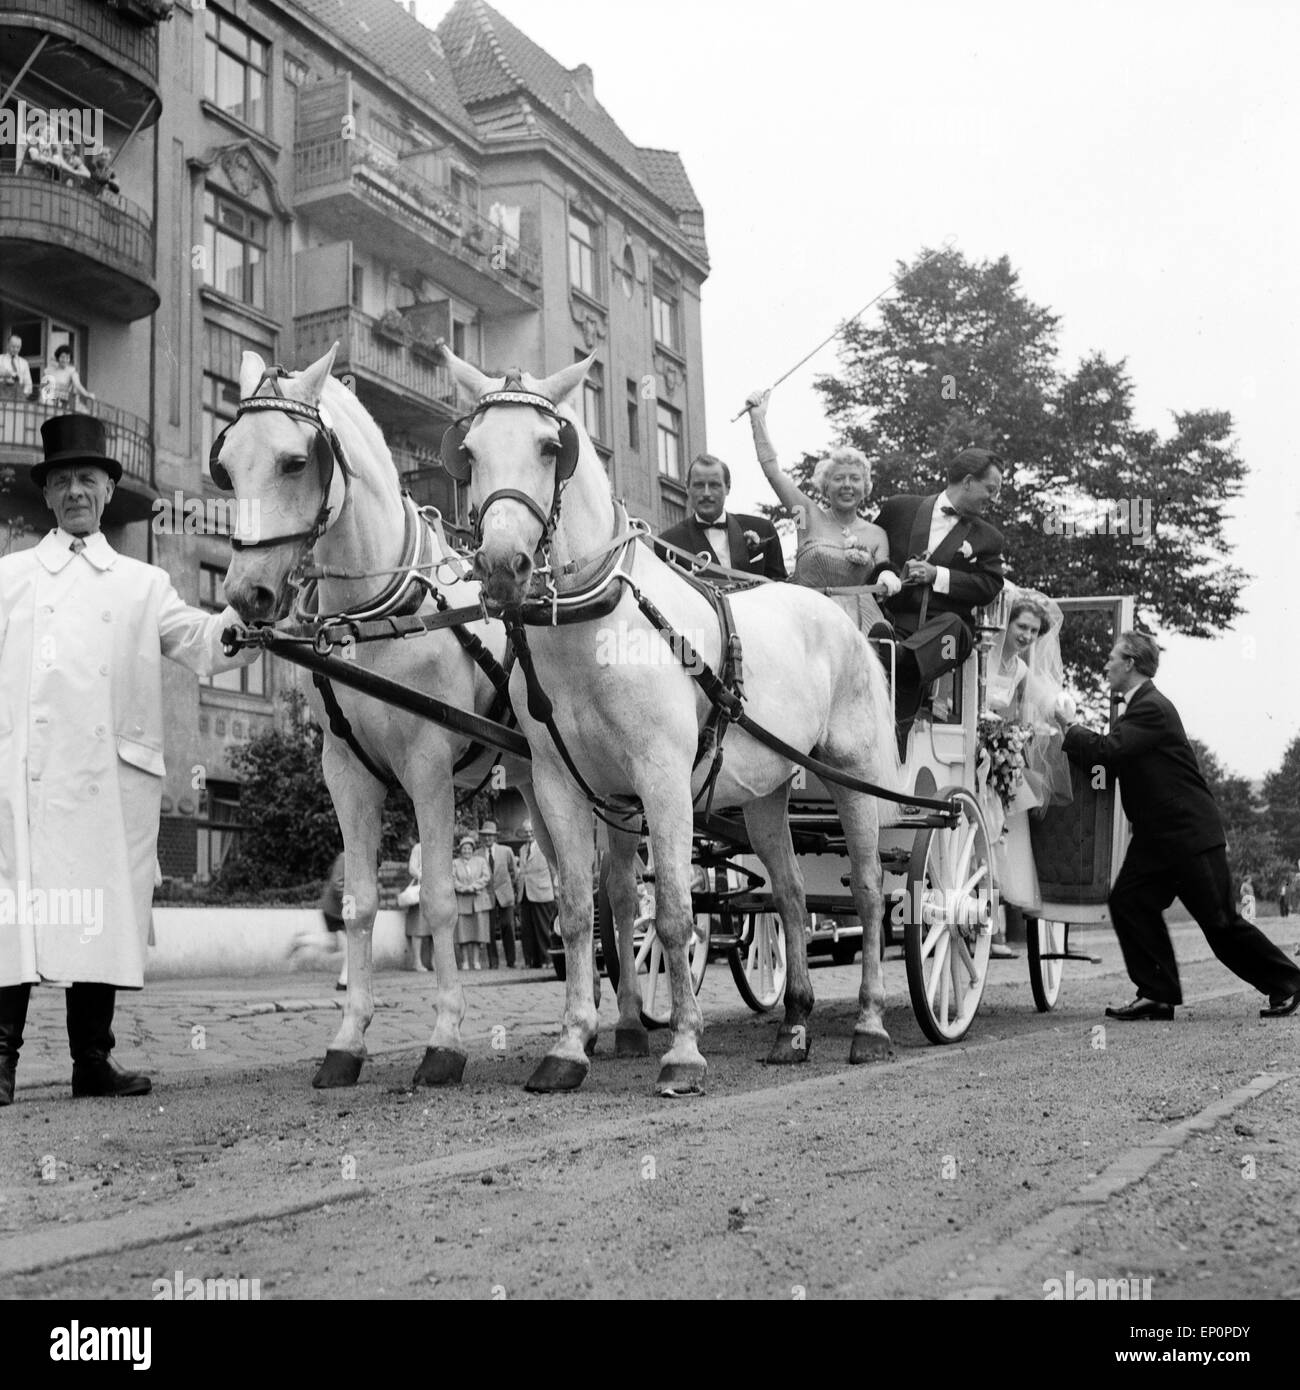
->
[[394, 451, 472, 549], [0, 0, 162, 131], [294, 134, 542, 314], [295, 307, 461, 440], [0, 166, 158, 320], [0, 396, 157, 523]]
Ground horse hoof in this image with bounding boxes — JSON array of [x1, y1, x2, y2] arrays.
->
[[615, 1025, 650, 1058], [412, 1047, 467, 1087], [583, 1033, 598, 1057], [849, 1031, 894, 1065], [312, 1050, 364, 1089], [524, 1056, 588, 1093], [655, 1061, 706, 1097], [766, 1028, 812, 1065]]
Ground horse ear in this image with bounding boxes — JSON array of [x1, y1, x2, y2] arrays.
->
[[438, 338, 493, 403], [293, 343, 339, 405], [533, 353, 595, 409], [238, 350, 268, 398]]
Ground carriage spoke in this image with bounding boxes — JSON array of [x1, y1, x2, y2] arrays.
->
[[938, 943, 952, 1025], [921, 914, 947, 962], [952, 927, 980, 987], [927, 929, 950, 1009]]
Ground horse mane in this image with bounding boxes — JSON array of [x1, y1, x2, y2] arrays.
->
[[310, 372, 399, 482]]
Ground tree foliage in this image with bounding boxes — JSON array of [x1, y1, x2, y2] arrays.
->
[[1263, 734, 1300, 881], [768, 245, 1250, 678], [1188, 738, 1285, 893]]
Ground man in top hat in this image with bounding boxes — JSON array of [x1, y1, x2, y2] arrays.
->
[[874, 448, 1006, 742], [659, 454, 787, 579], [479, 821, 519, 969], [0, 416, 259, 1105]]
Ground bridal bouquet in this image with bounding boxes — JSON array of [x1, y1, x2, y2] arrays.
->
[[977, 715, 1034, 811]]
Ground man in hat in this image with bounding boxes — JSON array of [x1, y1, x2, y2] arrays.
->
[[479, 821, 518, 969], [0, 415, 259, 1105], [874, 448, 1006, 743]]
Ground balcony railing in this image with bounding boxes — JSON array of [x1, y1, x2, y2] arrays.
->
[[0, 396, 153, 485], [0, 0, 160, 87], [0, 167, 155, 304], [295, 307, 458, 410], [395, 454, 472, 545], [294, 134, 542, 295]]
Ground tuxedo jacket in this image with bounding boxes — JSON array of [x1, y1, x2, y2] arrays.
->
[[874, 494, 1004, 631], [658, 511, 787, 580], [1063, 681, 1225, 856]]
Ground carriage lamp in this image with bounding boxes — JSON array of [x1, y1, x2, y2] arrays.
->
[[975, 590, 1011, 716]]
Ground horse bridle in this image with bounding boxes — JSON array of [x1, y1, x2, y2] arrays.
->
[[439, 375, 579, 553], [208, 366, 351, 554]]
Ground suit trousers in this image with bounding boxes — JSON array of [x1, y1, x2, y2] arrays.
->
[[1109, 842, 1300, 1005], [488, 901, 517, 968], [519, 894, 557, 968]]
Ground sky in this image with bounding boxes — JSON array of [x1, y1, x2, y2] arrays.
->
[[414, 0, 1299, 781]]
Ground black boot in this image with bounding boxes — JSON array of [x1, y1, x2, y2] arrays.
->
[[0, 984, 32, 1107], [67, 984, 151, 1098]]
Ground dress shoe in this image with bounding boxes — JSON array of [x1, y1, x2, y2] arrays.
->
[[989, 942, 1019, 960], [1105, 997, 1174, 1022], [0, 1056, 15, 1106], [1259, 989, 1300, 1018], [71, 1053, 152, 1098]]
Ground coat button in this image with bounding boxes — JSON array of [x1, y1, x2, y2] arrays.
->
[[94, 724, 106, 737], [101, 611, 111, 622], [88, 784, 99, 796], [99, 664, 109, 676]]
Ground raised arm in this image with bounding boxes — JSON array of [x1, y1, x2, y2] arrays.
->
[[747, 389, 816, 519]]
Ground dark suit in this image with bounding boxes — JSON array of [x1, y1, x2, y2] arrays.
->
[[873, 493, 1004, 688], [1064, 681, 1300, 1005], [658, 512, 786, 580]]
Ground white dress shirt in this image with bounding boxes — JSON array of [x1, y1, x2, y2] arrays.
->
[[925, 492, 964, 595], [695, 512, 732, 570]]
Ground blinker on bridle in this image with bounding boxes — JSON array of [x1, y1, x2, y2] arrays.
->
[[438, 378, 580, 550], [208, 365, 350, 552]]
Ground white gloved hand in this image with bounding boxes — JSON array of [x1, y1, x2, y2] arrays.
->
[[878, 571, 903, 597], [1054, 692, 1076, 723]]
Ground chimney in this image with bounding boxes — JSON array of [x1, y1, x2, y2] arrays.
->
[[569, 63, 595, 108]]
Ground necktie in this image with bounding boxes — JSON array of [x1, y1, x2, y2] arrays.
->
[[69, 537, 86, 553], [940, 505, 960, 517]]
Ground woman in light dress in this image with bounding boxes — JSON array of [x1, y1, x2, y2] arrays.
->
[[40, 344, 96, 411], [451, 836, 492, 971], [982, 589, 1073, 930], [399, 840, 432, 972], [746, 388, 902, 634]]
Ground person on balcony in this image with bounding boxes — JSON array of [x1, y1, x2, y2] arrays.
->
[[0, 336, 33, 400], [39, 346, 95, 413], [59, 142, 91, 186], [88, 149, 121, 198]]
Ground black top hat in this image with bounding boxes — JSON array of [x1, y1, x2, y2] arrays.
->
[[32, 414, 122, 488]]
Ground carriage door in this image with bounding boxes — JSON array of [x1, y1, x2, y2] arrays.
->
[[1029, 595, 1135, 924]]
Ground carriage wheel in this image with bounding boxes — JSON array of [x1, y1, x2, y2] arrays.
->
[[728, 912, 787, 1012], [597, 862, 709, 1029], [1026, 917, 1067, 1012], [903, 787, 996, 1044]]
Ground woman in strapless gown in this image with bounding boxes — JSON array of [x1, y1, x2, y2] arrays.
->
[[745, 388, 901, 636]]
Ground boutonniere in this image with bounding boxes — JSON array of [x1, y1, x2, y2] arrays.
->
[[743, 529, 762, 551], [958, 540, 974, 560]]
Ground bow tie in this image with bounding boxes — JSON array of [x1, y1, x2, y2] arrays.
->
[[69, 537, 86, 553], [939, 505, 960, 517], [696, 516, 727, 531]]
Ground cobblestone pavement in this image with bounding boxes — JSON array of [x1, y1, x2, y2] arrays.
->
[[12, 916, 1298, 1097]]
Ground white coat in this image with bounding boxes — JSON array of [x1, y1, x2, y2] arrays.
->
[[0, 528, 257, 988]]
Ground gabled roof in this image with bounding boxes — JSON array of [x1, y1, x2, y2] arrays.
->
[[286, 0, 476, 138], [637, 147, 702, 215]]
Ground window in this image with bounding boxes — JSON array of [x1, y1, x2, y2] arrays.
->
[[451, 318, 467, 359], [652, 272, 678, 351], [626, 379, 640, 452], [576, 353, 604, 442], [201, 371, 240, 473], [568, 209, 598, 298], [656, 401, 682, 480], [450, 169, 478, 210], [369, 115, 404, 155], [195, 779, 242, 882], [203, 8, 269, 132], [351, 263, 364, 310], [204, 190, 267, 309], [199, 563, 266, 695], [621, 244, 636, 298]]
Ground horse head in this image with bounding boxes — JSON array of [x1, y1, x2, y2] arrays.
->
[[217, 344, 350, 625], [440, 342, 598, 610]]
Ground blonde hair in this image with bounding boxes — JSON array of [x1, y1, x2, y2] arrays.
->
[[812, 446, 871, 499]]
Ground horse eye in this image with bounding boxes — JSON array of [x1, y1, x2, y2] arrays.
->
[[540, 439, 560, 458], [282, 457, 309, 476]]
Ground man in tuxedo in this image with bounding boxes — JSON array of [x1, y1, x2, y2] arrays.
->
[[1061, 632, 1300, 1021], [659, 454, 786, 579], [874, 447, 1005, 731]]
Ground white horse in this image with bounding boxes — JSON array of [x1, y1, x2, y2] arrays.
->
[[441, 344, 903, 1096], [217, 345, 536, 1089]]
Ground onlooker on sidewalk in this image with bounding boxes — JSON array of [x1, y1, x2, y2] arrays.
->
[[481, 820, 518, 969], [452, 836, 491, 971], [516, 823, 557, 970], [399, 841, 432, 972]]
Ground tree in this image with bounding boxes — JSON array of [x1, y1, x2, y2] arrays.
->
[[1188, 739, 1284, 891], [794, 246, 1250, 678], [1264, 734, 1300, 874]]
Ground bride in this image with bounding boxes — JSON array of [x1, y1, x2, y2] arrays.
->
[[745, 387, 901, 634], [982, 588, 1074, 924]]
